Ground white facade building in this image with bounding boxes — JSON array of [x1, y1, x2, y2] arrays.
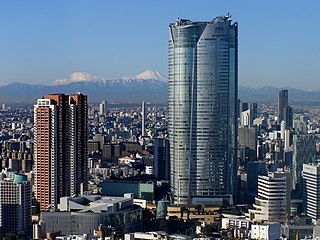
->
[[249, 171, 291, 222], [99, 100, 107, 115], [251, 222, 280, 240], [302, 164, 320, 221], [240, 109, 252, 127], [221, 218, 251, 239]]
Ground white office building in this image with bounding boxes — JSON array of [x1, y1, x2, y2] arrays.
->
[[249, 171, 291, 222], [302, 163, 320, 221], [99, 100, 107, 115]]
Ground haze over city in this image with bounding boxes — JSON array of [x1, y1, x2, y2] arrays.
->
[[0, 0, 319, 90]]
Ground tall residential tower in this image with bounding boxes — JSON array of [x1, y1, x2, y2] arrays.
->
[[34, 93, 88, 211], [168, 15, 238, 204], [141, 101, 146, 136]]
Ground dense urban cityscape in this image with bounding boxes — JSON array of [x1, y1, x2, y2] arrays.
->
[[0, 8, 320, 240]]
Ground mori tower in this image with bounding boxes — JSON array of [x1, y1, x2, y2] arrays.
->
[[168, 15, 238, 204]]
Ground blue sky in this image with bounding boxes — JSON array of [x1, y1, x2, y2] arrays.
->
[[0, 0, 319, 89]]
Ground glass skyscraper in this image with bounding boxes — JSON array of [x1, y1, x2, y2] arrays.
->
[[278, 90, 288, 124], [278, 89, 293, 128], [168, 15, 238, 204]]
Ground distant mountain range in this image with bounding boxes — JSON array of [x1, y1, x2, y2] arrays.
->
[[0, 71, 319, 104], [238, 86, 320, 103], [0, 70, 168, 104]]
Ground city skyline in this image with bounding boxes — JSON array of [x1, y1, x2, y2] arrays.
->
[[0, 0, 319, 90], [0, 0, 320, 231], [1, 87, 320, 237]]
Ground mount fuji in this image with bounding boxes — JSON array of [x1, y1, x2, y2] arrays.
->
[[0, 71, 320, 104], [0, 70, 168, 104]]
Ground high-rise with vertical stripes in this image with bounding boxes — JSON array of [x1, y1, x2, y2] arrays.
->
[[278, 89, 293, 128], [168, 15, 238, 204], [141, 101, 146, 136], [34, 93, 88, 211]]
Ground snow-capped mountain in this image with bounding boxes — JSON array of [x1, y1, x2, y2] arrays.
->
[[133, 70, 167, 82], [0, 70, 168, 103], [1, 71, 320, 104]]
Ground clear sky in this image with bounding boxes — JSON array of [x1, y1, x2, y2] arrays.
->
[[0, 0, 319, 89]]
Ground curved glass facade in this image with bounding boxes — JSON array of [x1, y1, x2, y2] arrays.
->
[[168, 17, 238, 204]]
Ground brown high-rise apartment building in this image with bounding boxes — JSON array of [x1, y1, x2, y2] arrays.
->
[[34, 93, 88, 211]]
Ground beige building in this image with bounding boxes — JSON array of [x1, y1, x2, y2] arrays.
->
[[166, 204, 220, 223]]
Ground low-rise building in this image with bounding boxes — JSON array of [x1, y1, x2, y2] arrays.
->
[[41, 194, 142, 236], [166, 205, 220, 223], [125, 232, 168, 240], [101, 180, 154, 201], [282, 215, 313, 240], [221, 217, 251, 239], [251, 222, 280, 240]]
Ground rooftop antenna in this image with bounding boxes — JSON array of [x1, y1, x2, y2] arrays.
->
[[212, 13, 231, 23]]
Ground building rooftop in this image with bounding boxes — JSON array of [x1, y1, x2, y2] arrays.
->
[[58, 194, 134, 214]]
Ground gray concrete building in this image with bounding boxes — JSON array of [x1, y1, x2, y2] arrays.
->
[[41, 194, 142, 236], [0, 174, 32, 236], [292, 134, 316, 191]]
